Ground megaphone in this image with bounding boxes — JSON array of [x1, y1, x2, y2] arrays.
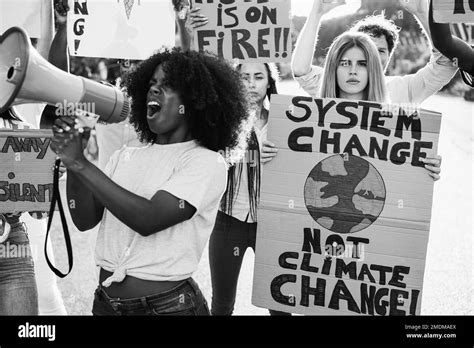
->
[[0, 26, 129, 123]]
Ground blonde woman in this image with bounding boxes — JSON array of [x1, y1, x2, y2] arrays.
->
[[319, 31, 441, 180], [320, 32, 388, 103]]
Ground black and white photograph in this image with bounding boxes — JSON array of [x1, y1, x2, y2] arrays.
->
[[0, 0, 472, 345]]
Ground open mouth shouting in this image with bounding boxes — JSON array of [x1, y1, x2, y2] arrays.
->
[[147, 100, 162, 119]]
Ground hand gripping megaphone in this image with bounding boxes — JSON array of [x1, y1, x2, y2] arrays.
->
[[0, 26, 129, 123]]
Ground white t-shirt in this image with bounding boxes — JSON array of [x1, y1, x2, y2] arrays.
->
[[226, 124, 267, 223], [95, 140, 228, 286], [95, 121, 144, 171]]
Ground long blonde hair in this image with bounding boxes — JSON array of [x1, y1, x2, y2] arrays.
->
[[320, 32, 388, 103]]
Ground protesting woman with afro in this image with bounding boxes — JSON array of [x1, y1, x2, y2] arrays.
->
[[51, 48, 252, 316]]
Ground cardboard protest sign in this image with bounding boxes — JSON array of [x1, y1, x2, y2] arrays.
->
[[433, 0, 474, 23], [252, 95, 441, 315], [192, 0, 292, 63], [67, 0, 175, 60], [0, 129, 56, 213], [0, 0, 42, 38]]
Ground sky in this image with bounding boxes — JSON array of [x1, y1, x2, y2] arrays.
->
[[291, 0, 362, 18]]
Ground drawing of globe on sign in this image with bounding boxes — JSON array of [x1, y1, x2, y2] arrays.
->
[[304, 154, 386, 234]]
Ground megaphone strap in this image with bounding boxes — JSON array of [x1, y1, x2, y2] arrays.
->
[[45, 158, 73, 278]]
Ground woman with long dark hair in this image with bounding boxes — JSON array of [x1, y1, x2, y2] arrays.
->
[[209, 62, 288, 315]]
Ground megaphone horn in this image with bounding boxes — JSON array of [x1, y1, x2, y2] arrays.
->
[[0, 26, 129, 123]]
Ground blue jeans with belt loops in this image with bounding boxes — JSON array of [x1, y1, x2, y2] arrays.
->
[[0, 222, 38, 315], [92, 278, 210, 316]]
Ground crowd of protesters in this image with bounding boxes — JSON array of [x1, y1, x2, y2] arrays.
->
[[0, 0, 472, 316]]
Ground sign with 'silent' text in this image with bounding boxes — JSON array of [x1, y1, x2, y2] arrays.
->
[[252, 95, 441, 315], [193, 0, 292, 63], [0, 130, 56, 213]]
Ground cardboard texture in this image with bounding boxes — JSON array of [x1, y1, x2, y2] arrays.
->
[[0, 129, 56, 213], [192, 0, 292, 63], [433, 0, 474, 23], [67, 0, 175, 59], [252, 95, 441, 316], [0, 0, 42, 38]]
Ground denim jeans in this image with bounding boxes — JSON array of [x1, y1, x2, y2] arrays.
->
[[0, 222, 38, 315], [92, 278, 210, 316], [209, 211, 290, 316]]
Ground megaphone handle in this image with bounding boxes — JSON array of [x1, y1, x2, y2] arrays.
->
[[45, 158, 73, 278]]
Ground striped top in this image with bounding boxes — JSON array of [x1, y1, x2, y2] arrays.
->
[[461, 70, 473, 87]]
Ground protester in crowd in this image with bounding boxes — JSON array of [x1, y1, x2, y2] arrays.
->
[[51, 48, 251, 316], [292, 0, 458, 105], [319, 31, 442, 180], [4, 0, 67, 315], [174, 4, 287, 315], [208, 62, 293, 316], [428, 0, 474, 87], [170, 2, 440, 318], [0, 109, 41, 315]]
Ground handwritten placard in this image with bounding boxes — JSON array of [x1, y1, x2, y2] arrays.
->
[[252, 95, 442, 315], [193, 0, 292, 63], [67, 0, 175, 59], [0, 130, 56, 213]]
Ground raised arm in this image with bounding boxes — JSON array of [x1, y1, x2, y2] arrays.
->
[[291, 1, 342, 77], [48, 0, 69, 72], [52, 117, 198, 235], [428, 0, 474, 73], [40, 0, 70, 128], [174, 0, 208, 52], [173, 0, 191, 51], [393, 0, 458, 104]]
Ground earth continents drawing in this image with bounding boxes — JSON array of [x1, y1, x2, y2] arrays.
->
[[304, 154, 386, 233]]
